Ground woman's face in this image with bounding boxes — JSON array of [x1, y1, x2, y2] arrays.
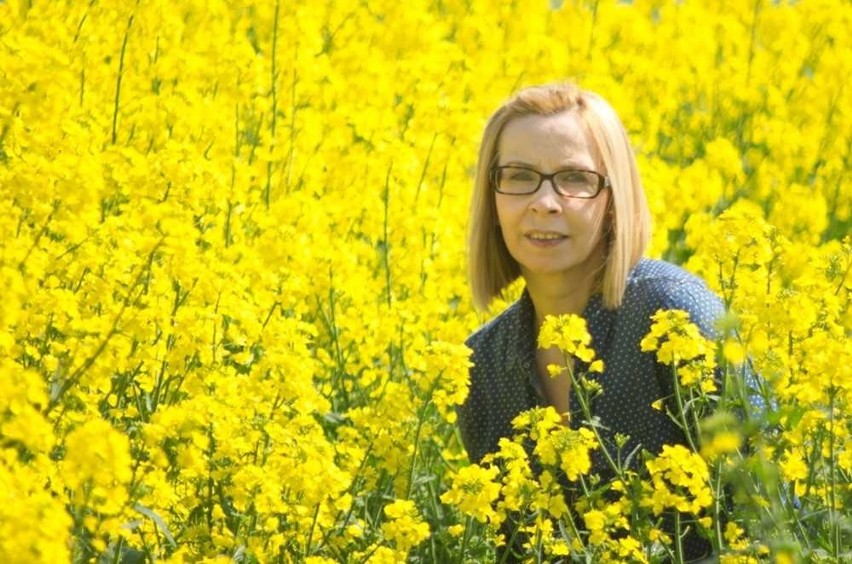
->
[[495, 111, 611, 288]]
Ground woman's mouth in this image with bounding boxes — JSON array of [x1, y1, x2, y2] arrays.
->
[[526, 231, 568, 245]]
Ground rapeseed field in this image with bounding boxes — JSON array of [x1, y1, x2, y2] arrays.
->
[[1, 0, 849, 561]]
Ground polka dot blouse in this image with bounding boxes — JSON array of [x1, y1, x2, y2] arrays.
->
[[459, 258, 726, 561], [459, 258, 724, 466]]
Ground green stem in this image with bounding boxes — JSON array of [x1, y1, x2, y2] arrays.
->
[[18, 200, 58, 272], [711, 462, 724, 554], [745, 0, 762, 85], [833, 251, 851, 296], [316, 443, 374, 551], [381, 165, 393, 307], [674, 511, 684, 563], [45, 239, 163, 414], [206, 424, 215, 531], [414, 133, 437, 203], [79, 67, 85, 107], [498, 509, 527, 564], [265, 0, 280, 207], [303, 502, 321, 557], [285, 52, 299, 193], [560, 500, 585, 555], [565, 354, 627, 486], [586, 0, 600, 60], [827, 386, 839, 559], [112, 14, 134, 145], [672, 366, 699, 453], [458, 514, 473, 560]]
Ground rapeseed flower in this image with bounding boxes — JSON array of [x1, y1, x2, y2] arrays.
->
[[644, 445, 713, 516], [441, 464, 502, 525], [538, 313, 597, 363], [63, 418, 133, 515], [0, 451, 72, 562], [381, 499, 430, 552], [641, 309, 718, 392]]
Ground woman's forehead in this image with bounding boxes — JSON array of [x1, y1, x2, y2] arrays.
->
[[498, 112, 596, 167]]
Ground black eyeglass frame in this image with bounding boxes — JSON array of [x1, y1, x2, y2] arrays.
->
[[490, 165, 611, 199]]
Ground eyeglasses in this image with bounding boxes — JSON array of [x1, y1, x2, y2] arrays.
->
[[491, 165, 610, 199]]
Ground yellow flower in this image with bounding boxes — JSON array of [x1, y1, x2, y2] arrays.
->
[[440, 464, 502, 524], [643, 444, 713, 515], [700, 430, 742, 462], [538, 314, 595, 359], [722, 339, 747, 364], [0, 451, 72, 562], [583, 509, 608, 544], [554, 427, 598, 481], [381, 499, 430, 552], [642, 309, 718, 389], [779, 449, 809, 482], [723, 522, 750, 551], [63, 418, 133, 515]]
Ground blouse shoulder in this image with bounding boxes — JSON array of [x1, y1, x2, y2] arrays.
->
[[465, 293, 529, 354], [625, 259, 725, 337]]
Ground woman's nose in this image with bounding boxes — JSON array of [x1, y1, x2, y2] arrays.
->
[[529, 179, 562, 214]]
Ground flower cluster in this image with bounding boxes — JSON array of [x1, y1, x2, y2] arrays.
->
[[539, 313, 605, 373], [643, 445, 713, 516], [641, 309, 718, 392]]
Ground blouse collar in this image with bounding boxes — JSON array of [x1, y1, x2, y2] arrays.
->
[[510, 288, 616, 394]]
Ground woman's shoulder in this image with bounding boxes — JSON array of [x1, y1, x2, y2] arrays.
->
[[623, 258, 724, 329], [628, 258, 708, 286], [627, 258, 716, 296], [465, 292, 532, 354]]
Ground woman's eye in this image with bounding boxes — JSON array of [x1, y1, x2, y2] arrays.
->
[[508, 170, 535, 181], [560, 171, 588, 184]]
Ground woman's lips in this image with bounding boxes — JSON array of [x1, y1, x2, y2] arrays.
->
[[525, 231, 568, 247]]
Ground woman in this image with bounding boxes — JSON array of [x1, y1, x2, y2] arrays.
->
[[459, 82, 722, 561]]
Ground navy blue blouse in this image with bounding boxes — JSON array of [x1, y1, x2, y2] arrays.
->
[[458, 258, 726, 561], [459, 257, 724, 470]]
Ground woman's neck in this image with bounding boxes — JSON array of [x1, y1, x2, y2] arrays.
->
[[526, 272, 597, 326], [522, 240, 607, 325]]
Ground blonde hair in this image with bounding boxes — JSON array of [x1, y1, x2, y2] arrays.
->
[[468, 82, 650, 310]]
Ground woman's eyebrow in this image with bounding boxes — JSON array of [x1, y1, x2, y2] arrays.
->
[[499, 159, 589, 168]]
